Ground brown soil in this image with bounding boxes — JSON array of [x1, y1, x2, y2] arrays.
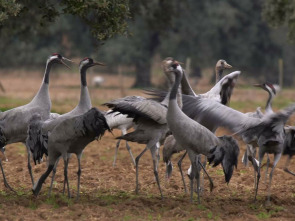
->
[[0, 70, 294, 221]]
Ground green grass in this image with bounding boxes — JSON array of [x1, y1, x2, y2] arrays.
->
[[207, 211, 213, 219], [28, 200, 38, 210], [257, 211, 271, 219], [45, 195, 60, 209], [215, 169, 224, 176]]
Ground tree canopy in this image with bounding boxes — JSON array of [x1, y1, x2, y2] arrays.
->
[[0, 0, 130, 40]]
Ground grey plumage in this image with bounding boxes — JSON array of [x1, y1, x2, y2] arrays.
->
[[32, 107, 111, 198], [0, 53, 71, 188]]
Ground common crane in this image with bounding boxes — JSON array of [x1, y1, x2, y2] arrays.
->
[[0, 53, 71, 189]]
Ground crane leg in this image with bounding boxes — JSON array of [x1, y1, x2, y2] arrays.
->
[[26, 146, 34, 186], [126, 141, 136, 166], [48, 157, 60, 196], [242, 147, 249, 167], [284, 155, 295, 176], [199, 155, 207, 193], [198, 158, 214, 192], [264, 154, 270, 183], [0, 159, 14, 192], [63, 158, 71, 198], [151, 142, 163, 199], [189, 160, 198, 203], [135, 146, 148, 195], [195, 158, 201, 204], [177, 151, 187, 193], [32, 164, 54, 196], [77, 155, 82, 200], [112, 139, 121, 167], [254, 151, 265, 202], [267, 153, 281, 204]]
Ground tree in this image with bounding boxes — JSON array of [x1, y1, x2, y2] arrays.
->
[[100, 0, 284, 86], [263, 0, 295, 41]]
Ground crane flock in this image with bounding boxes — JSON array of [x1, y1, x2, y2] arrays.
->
[[0, 54, 294, 205]]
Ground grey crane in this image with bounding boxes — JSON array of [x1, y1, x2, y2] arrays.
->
[[104, 110, 135, 166], [32, 107, 111, 199], [166, 61, 240, 203], [0, 53, 71, 189], [26, 57, 104, 192]]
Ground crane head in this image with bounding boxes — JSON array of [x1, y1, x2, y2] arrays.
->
[[48, 53, 72, 69], [79, 57, 106, 70], [253, 82, 280, 95], [216, 59, 232, 71]]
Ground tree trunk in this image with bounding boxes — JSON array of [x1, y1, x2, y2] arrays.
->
[[133, 60, 152, 88]]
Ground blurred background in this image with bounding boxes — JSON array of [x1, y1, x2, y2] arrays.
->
[[0, 0, 294, 88]]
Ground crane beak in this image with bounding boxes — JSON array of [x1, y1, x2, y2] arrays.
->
[[59, 59, 71, 70], [253, 83, 263, 88], [92, 62, 106, 67], [175, 60, 184, 65], [224, 62, 232, 69], [62, 57, 74, 63]]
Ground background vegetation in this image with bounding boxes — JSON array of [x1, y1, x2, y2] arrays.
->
[[0, 0, 295, 87]]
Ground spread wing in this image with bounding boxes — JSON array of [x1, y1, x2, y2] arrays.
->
[[104, 96, 167, 124]]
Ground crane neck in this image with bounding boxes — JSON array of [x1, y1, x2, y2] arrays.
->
[[265, 90, 274, 114], [181, 70, 196, 96], [77, 66, 92, 109], [43, 59, 53, 84], [80, 66, 88, 86], [215, 68, 223, 83], [169, 69, 183, 101], [30, 60, 52, 107]]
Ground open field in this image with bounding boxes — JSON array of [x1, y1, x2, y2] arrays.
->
[[0, 69, 295, 220]]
